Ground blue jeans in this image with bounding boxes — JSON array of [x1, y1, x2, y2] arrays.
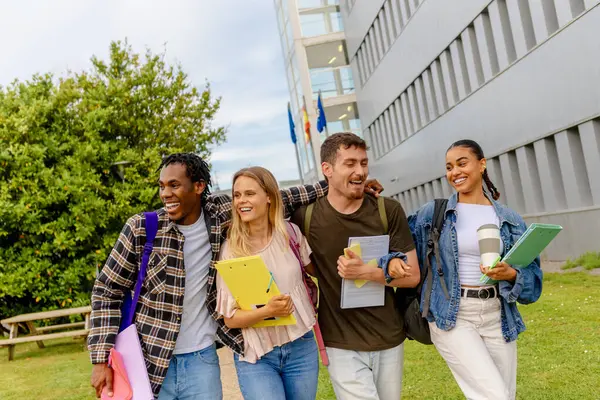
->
[[158, 343, 222, 400], [234, 330, 319, 400]]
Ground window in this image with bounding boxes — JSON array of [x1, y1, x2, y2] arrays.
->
[[300, 7, 343, 37], [310, 66, 355, 99], [297, 0, 340, 9]]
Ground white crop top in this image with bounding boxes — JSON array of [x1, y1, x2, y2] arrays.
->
[[455, 203, 502, 286]]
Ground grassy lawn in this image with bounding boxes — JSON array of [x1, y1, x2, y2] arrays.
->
[[1, 273, 599, 399], [562, 251, 600, 270]]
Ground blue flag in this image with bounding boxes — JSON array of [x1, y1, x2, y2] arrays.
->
[[287, 103, 297, 144], [317, 92, 327, 133]]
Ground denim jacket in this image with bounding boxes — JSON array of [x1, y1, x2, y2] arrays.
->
[[407, 193, 543, 342]]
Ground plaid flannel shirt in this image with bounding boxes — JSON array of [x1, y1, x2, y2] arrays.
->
[[87, 181, 327, 396]]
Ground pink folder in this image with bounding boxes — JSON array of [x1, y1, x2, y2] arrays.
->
[[102, 348, 132, 400], [113, 324, 154, 399]]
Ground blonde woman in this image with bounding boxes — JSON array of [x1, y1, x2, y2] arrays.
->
[[216, 167, 319, 400]]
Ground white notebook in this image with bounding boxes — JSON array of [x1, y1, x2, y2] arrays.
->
[[340, 235, 389, 309]]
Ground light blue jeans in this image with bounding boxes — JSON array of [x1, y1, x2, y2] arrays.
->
[[234, 330, 319, 400], [158, 343, 222, 400]]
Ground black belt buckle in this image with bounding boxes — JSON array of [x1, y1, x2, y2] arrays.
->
[[462, 287, 496, 299]]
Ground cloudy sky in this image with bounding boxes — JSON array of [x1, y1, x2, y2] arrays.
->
[[0, 0, 299, 190]]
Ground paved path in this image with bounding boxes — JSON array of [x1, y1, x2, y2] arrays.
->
[[218, 347, 243, 399]]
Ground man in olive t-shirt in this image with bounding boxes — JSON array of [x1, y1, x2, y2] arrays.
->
[[291, 133, 419, 400]]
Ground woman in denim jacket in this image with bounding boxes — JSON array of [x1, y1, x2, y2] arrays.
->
[[406, 140, 543, 400]]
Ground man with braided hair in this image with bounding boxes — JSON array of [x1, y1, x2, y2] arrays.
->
[[88, 152, 333, 399]]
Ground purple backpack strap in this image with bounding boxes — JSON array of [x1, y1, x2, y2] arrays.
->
[[286, 223, 302, 261], [286, 223, 312, 284], [119, 212, 159, 331], [285, 221, 329, 366]]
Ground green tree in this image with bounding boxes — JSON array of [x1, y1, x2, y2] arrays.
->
[[0, 40, 226, 318]]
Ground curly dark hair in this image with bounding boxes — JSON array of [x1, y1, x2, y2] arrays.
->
[[157, 153, 212, 202]]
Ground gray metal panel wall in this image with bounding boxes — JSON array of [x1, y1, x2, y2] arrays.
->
[[340, 0, 600, 260]]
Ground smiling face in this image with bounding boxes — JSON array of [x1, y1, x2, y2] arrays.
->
[[232, 175, 270, 224], [445, 146, 486, 196], [323, 145, 369, 200], [158, 163, 205, 225]]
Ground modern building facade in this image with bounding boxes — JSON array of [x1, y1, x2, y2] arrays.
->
[[340, 0, 600, 260], [274, 0, 362, 182]]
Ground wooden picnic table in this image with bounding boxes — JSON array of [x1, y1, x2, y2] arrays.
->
[[0, 305, 92, 361]]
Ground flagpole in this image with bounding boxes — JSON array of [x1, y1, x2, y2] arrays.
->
[[288, 102, 304, 185], [294, 141, 304, 185], [303, 95, 319, 180], [308, 140, 318, 180]]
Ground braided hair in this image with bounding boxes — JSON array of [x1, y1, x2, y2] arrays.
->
[[157, 153, 212, 203], [447, 139, 501, 200]]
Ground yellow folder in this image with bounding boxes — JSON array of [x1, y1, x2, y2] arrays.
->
[[343, 243, 379, 288], [215, 255, 296, 328]]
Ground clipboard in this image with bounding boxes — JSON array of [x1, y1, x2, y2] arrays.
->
[[215, 255, 296, 328], [480, 223, 563, 284]]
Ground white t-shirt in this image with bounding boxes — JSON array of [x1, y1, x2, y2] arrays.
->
[[173, 213, 217, 354], [455, 203, 502, 287]]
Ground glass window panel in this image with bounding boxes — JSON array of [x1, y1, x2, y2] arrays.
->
[[297, 0, 340, 9], [300, 7, 342, 36], [309, 66, 355, 99], [298, 0, 323, 8], [327, 120, 344, 133], [330, 11, 344, 31], [301, 13, 327, 36]]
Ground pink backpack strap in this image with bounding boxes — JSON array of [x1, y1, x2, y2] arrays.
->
[[285, 221, 329, 366]]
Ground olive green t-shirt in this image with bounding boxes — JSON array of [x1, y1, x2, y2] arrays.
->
[[291, 195, 415, 351]]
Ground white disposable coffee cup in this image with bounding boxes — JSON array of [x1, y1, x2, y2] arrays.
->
[[477, 224, 501, 267]]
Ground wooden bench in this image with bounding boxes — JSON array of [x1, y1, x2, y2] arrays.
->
[[0, 305, 92, 361], [36, 321, 86, 333], [0, 329, 89, 345]]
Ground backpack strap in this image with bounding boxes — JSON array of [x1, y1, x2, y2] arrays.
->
[[285, 221, 329, 366], [120, 211, 159, 331], [286, 221, 299, 248], [377, 196, 388, 234], [304, 203, 315, 237], [421, 199, 449, 319]]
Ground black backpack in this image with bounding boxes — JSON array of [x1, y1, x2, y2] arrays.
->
[[396, 198, 449, 345]]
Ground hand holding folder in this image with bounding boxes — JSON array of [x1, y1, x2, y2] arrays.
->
[[480, 223, 562, 284], [101, 348, 132, 400], [216, 255, 296, 328], [340, 235, 389, 309], [343, 243, 379, 288]]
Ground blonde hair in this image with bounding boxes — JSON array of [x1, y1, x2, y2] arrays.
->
[[227, 167, 288, 257]]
